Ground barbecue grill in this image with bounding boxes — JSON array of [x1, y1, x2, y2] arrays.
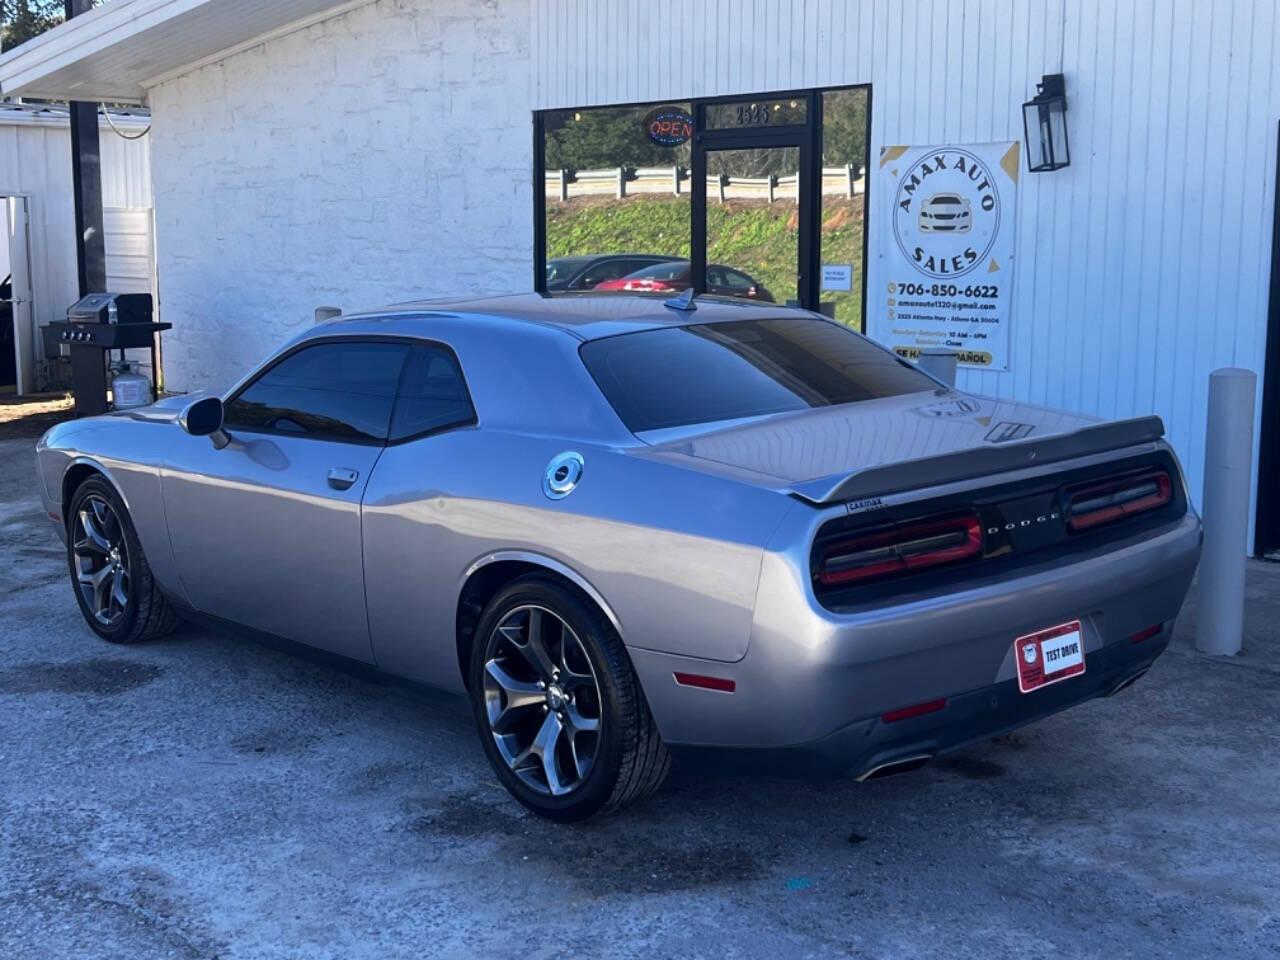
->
[[44, 293, 171, 417]]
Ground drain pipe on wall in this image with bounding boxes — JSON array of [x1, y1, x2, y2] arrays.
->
[[1196, 367, 1257, 657]]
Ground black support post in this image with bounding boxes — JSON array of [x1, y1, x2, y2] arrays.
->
[[65, 0, 106, 296], [1255, 121, 1280, 556], [690, 102, 707, 296]]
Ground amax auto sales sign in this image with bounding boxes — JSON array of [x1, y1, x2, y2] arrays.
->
[[872, 142, 1021, 371]]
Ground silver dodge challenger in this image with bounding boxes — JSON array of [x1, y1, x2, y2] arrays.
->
[[36, 294, 1202, 821]]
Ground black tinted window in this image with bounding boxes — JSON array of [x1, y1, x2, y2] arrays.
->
[[574, 259, 637, 289], [225, 341, 408, 442], [580, 317, 936, 433], [389, 344, 475, 441]]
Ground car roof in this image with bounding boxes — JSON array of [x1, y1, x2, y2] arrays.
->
[[547, 253, 681, 263], [334, 292, 805, 341]]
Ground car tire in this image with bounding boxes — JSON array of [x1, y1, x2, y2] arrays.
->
[[66, 475, 179, 644], [468, 575, 670, 822]]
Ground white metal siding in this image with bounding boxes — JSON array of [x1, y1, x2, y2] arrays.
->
[[104, 207, 154, 294], [532, 0, 1280, 535], [0, 115, 152, 381]]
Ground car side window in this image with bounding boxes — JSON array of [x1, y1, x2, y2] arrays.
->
[[388, 343, 476, 441], [224, 340, 409, 443], [723, 269, 755, 290], [575, 259, 636, 289]]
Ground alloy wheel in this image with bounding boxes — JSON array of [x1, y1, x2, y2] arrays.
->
[[482, 604, 603, 796], [71, 495, 130, 627]]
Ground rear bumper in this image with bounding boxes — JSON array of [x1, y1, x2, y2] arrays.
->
[[631, 510, 1200, 756], [667, 628, 1169, 779]]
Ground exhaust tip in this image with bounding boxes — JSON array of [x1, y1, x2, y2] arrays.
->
[[1108, 668, 1149, 697], [856, 753, 934, 782]]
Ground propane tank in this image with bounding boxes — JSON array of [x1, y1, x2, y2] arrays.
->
[[110, 360, 151, 409]]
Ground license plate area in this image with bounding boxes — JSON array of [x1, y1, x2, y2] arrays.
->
[[1015, 620, 1085, 693]]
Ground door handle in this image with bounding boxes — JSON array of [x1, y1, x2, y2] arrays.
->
[[327, 467, 359, 490]]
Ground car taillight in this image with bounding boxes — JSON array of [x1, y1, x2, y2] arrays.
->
[[1064, 470, 1172, 532], [816, 513, 983, 586]]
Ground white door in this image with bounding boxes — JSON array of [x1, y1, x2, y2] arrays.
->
[[3, 197, 34, 395]]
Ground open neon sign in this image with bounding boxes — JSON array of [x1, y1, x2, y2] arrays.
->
[[645, 107, 694, 147]]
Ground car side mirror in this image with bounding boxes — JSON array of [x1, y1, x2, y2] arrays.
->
[[179, 396, 230, 448]]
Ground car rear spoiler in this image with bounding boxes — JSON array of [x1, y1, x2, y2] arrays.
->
[[790, 415, 1167, 505]]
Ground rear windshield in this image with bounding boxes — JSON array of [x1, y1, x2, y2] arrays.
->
[[579, 316, 936, 433]]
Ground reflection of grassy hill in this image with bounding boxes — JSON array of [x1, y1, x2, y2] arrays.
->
[[546, 195, 864, 329]]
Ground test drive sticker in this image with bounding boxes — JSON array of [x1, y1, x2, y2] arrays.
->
[[1015, 620, 1086, 693]]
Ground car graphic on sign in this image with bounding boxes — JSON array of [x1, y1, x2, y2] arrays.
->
[[919, 192, 972, 233]]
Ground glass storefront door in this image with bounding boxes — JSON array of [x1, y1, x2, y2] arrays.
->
[[700, 146, 802, 305], [690, 95, 816, 311]]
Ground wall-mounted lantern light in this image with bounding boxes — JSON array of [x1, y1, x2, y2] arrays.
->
[[1022, 73, 1070, 172]]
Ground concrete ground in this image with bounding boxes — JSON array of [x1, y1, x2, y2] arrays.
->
[[1, 435, 1277, 960]]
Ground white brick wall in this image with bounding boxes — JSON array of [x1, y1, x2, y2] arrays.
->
[[150, 0, 532, 391]]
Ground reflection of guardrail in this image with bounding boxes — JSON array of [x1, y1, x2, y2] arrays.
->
[[545, 164, 865, 202]]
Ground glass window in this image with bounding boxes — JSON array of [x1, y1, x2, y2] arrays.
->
[[389, 344, 475, 441], [580, 316, 935, 434], [545, 256, 593, 288], [705, 97, 806, 129], [626, 261, 689, 281], [225, 341, 408, 443], [573, 257, 659, 290], [720, 268, 756, 291], [820, 87, 870, 331], [542, 103, 692, 294], [705, 145, 800, 304]]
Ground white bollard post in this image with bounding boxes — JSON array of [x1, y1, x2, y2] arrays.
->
[[558, 168, 568, 201], [1196, 367, 1257, 656], [917, 348, 958, 387], [672, 165, 680, 196], [616, 167, 626, 199]]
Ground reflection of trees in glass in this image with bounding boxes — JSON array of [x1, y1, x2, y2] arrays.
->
[[544, 106, 691, 173], [543, 90, 867, 174], [822, 88, 869, 169], [706, 147, 800, 179]]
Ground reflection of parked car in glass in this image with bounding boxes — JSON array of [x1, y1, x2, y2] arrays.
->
[[545, 254, 683, 292], [593, 261, 775, 302], [919, 193, 971, 233]]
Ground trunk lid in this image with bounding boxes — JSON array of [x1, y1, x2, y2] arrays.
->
[[641, 391, 1165, 503]]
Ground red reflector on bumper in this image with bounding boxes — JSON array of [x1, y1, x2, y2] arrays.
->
[[1129, 624, 1163, 644], [881, 698, 947, 724], [673, 672, 735, 693]]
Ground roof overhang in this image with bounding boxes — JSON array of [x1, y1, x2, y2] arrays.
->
[[0, 0, 372, 104]]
